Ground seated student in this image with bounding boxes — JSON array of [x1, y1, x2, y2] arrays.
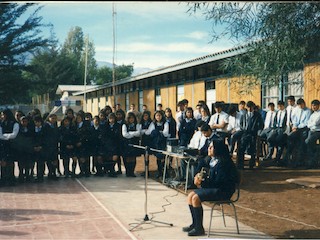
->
[[208, 101, 229, 140], [284, 98, 311, 167], [180, 120, 206, 183], [267, 100, 287, 166], [258, 102, 276, 160], [305, 99, 320, 169], [196, 105, 211, 126], [237, 101, 264, 169], [227, 106, 243, 156], [183, 139, 239, 236], [164, 108, 177, 139]]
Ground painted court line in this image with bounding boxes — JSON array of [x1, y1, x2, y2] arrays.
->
[[76, 179, 139, 240]]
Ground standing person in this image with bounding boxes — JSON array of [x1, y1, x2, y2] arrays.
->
[[305, 99, 320, 169], [15, 116, 34, 182], [33, 116, 45, 182], [183, 140, 239, 236], [148, 111, 170, 178], [0, 109, 19, 186], [65, 108, 76, 127], [59, 117, 77, 177], [122, 112, 142, 177], [164, 108, 177, 139], [156, 103, 165, 116], [104, 113, 121, 177], [74, 112, 91, 177], [115, 109, 126, 174], [127, 103, 142, 123], [43, 114, 60, 180], [176, 101, 186, 134], [237, 101, 264, 169], [197, 105, 211, 126], [178, 107, 197, 147], [193, 104, 202, 121], [88, 116, 106, 176]]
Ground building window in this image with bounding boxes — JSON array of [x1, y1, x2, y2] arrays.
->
[[125, 93, 130, 112], [138, 90, 144, 112], [155, 88, 161, 110], [206, 81, 216, 113], [261, 70, 304, 109], [177, 84, 184, 102]]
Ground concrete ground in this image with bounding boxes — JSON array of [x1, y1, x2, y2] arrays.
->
[[0, 166, 271, 240]]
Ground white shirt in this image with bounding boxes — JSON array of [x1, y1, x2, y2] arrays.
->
[[209, 157, 219, 168], [275, 109, 286, 128], [286, 105, 298, 126], [144, 122, 170, 138], [227, 112, 241, 132], [307, 110, 320, 131], [2, 122, 19, 140], [208, 111, 229, 132], [188, 131, 205, 149], [122, 123, 142, 139], [264, 110, 276, 129]]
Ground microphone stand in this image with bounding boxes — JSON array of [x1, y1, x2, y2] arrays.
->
[[129, 144, 173, 231]]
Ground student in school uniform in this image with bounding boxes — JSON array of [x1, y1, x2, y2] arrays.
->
[[122, 112, 142, 177], [115, 109, 126, 174], [147, 110, 170, 178], [178, 107, 197, 147], [74, 112, 91, 177], [13, 116, 33, 183], [140, 111, 153, 147], [59, 117, 77, 177], [42, 114, 60, 180], [32, 116, 45, 182], [208, 101, 229, 140], [104, 113, 121, 177], [196, 105, 211, 126], [0, 109, 20, 186], [164, 108, 177, 139]]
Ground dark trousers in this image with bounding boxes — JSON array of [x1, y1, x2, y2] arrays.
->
[[237, 132, 257, 169], [285, 127, 309, 166], [305, 131, 320, 167]]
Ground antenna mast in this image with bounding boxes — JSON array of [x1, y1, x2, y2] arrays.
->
[[112, 3, 116, 106]]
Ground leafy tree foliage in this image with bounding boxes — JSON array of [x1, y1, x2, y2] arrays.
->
[[95, 64, 134, 85], [0, 3, 51, 104], [188, 2, 320, 88]]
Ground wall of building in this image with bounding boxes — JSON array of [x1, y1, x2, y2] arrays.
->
[[304, 62, 320, 105], [143, 89, 155, 114], [216, 76, 261, 105], [161, 85, 177, 113]]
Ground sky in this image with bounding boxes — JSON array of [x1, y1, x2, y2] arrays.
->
[[28, 1, 235, 71]]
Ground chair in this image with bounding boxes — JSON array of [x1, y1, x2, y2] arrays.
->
[[207, 184, 240, 237]]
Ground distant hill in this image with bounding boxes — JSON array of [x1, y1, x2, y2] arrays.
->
[[96, 61, 152, 76]]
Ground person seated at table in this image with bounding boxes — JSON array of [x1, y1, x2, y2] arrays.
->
[[183, 139, 240, 236]]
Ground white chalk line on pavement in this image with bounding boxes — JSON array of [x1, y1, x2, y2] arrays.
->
[[76, 179, 139, 240], [236, 204, 320, 230]]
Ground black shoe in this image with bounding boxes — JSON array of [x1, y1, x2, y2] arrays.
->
[[108, 172, 118, 178], [116, 170, 122, 175], [182, 224, 194, 232], [188, 228, 205, 236]]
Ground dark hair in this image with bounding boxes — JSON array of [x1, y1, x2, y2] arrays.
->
[[181, 99, 189, 105], [185, 107, 194, 118], [311, 99, 320, 105], [93, 115, 100, 122], [33, 115, 43, 123], [239, 100, 246, 105], [2, 109, 16, 122], [115, 110, 125, 120], [214, 101, 224, 109], [153, 110, 165, 124], [296, 98, 305, 105], [108, 112, 116, 121], [211, 139, 232, 161], [65, 108, 74, 115], [196, 120, 205, 129], [85, 112, 93, 119], [200, 105, 211, 116], [278, 100, 285, 106], [126, 112, 137, 125], [140, 111, 152, 124], [268, 102, 275, 108], [246, 101, 255, 108], [200, 123, 211, 132], [287, 95, 295, 101], [228, 106, 238, 115]]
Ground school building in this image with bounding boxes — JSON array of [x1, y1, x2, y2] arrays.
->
[[74, 44, 320, 117]]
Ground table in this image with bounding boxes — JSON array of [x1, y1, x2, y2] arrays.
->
[[161, 151, 198, 193]]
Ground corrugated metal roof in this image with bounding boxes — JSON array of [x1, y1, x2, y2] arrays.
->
[[73, 43, 250, 96], [56, 85, 96, 95]]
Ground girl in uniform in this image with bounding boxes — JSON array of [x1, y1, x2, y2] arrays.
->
[[122, 112, 142, 177], [115, 109, 126, 174]]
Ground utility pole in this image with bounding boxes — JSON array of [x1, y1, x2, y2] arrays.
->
[[112, 3, 116, 106], [84, 34, 89, 112]]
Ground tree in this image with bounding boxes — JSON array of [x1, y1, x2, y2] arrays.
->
[[0, 3, 51, 104], [188, 2, 320, 90], [95, 64, 134, 85]]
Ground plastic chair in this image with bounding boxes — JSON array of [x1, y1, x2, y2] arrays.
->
[[207, 184, 240, 237]]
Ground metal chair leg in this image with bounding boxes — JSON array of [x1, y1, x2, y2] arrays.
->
[[231, 203, 240, 234], [208, 204, 216, 237], [221, 204, 226, 227]]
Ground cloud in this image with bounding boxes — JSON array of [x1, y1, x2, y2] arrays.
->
[[184, 31, 209, 40]]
